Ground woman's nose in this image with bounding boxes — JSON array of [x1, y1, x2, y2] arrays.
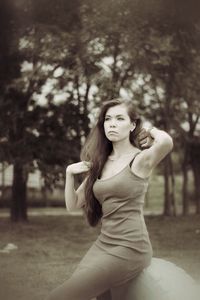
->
[[110, 122, 116, 127], [109, 119, 116, 127]]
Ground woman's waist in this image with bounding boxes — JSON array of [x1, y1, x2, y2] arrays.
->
[[97, 232, 153, 254], [101, 211, 146, 227], [100, 214, 149, 238], [100, 225, 149, 238]]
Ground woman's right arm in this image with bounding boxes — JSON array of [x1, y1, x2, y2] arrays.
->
[[65, 161, 90, 211]]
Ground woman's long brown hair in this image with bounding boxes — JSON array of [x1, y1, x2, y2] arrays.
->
[[80, 98, 142, 227]]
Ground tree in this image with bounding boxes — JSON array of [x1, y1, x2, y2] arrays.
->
[[0, 0, 86, 221]]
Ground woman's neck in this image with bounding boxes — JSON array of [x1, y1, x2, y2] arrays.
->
[[110, 140, 137, 158]]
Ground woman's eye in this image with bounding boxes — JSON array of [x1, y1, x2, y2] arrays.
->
[[104, 117, 124, 121]]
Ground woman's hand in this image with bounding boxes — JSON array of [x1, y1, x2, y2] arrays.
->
[[138, 127, 154, 149], [66, 161, 92, 175]]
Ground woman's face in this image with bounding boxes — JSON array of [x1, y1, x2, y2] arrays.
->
[[103, 104, 135, 142]]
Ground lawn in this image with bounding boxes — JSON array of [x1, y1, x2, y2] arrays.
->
[[0, 214, 200, 300]]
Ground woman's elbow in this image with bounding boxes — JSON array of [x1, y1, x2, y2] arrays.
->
[[65, 204, 76, 212], [164, 135, 174, 153], [167, 135, 174, 152], [65, 199, 76, 212], [65, 202, 71, 212], [64, 191, 78, 211]]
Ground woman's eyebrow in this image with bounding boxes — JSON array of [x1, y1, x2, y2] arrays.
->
[[105, 114, 125, 117]]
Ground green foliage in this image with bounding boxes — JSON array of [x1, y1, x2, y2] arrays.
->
[[1, 0, 200, 216]]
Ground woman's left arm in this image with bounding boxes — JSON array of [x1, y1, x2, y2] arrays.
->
[[137, 127, 173, 174]]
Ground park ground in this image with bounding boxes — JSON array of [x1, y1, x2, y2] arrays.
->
[[0, 213, 200, 300]]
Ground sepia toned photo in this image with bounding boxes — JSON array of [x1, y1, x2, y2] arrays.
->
[[0, 1, 200, 299]]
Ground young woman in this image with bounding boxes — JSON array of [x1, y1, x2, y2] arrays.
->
[[46, 98, 173, 300]]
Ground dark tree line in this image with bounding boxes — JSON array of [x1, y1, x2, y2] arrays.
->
[[0, 0, 200, 221]]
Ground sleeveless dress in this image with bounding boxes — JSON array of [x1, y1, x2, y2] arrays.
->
[[47, 152, 198, 300], [72, 151, 153, 290]]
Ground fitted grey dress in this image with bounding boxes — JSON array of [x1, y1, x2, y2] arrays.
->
[[47, 151, 153, 300]]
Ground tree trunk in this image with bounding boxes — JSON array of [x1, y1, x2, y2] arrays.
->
[[182, 163, 189, 215], [169, 154, 176, 216], [11, 162, 28, 222], [163, 154, 176, 216], [0, 162, 6, 199], [190, 142, 200, 214], [182, 143, 190, 214], [163, 157, 172, 216], [195, 173, 200, 215], [191, 163, 200, 214]]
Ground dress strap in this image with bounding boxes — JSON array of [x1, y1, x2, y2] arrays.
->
[[129, 151, 141, 168]]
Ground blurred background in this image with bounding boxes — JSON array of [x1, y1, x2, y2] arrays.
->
[[0, 0, 200, 221], [0, 1, 200, 299]]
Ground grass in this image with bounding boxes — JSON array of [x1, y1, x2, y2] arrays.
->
[[0, 214, 200, 300]]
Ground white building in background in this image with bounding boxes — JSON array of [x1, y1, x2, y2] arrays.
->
[[0, 163, 43, 189], [0, 163, 64, 205]]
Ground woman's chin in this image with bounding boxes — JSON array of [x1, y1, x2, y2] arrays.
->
[[107, 136, 119, 142]]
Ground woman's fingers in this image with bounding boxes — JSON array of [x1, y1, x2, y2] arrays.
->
[[140, 136, 153, 148], [140, 137, 148, 147], [82, 161, 92, 171], [138, 128, 154, 148], [66, 161, 92, 175], [83, 161, 92, 167]]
